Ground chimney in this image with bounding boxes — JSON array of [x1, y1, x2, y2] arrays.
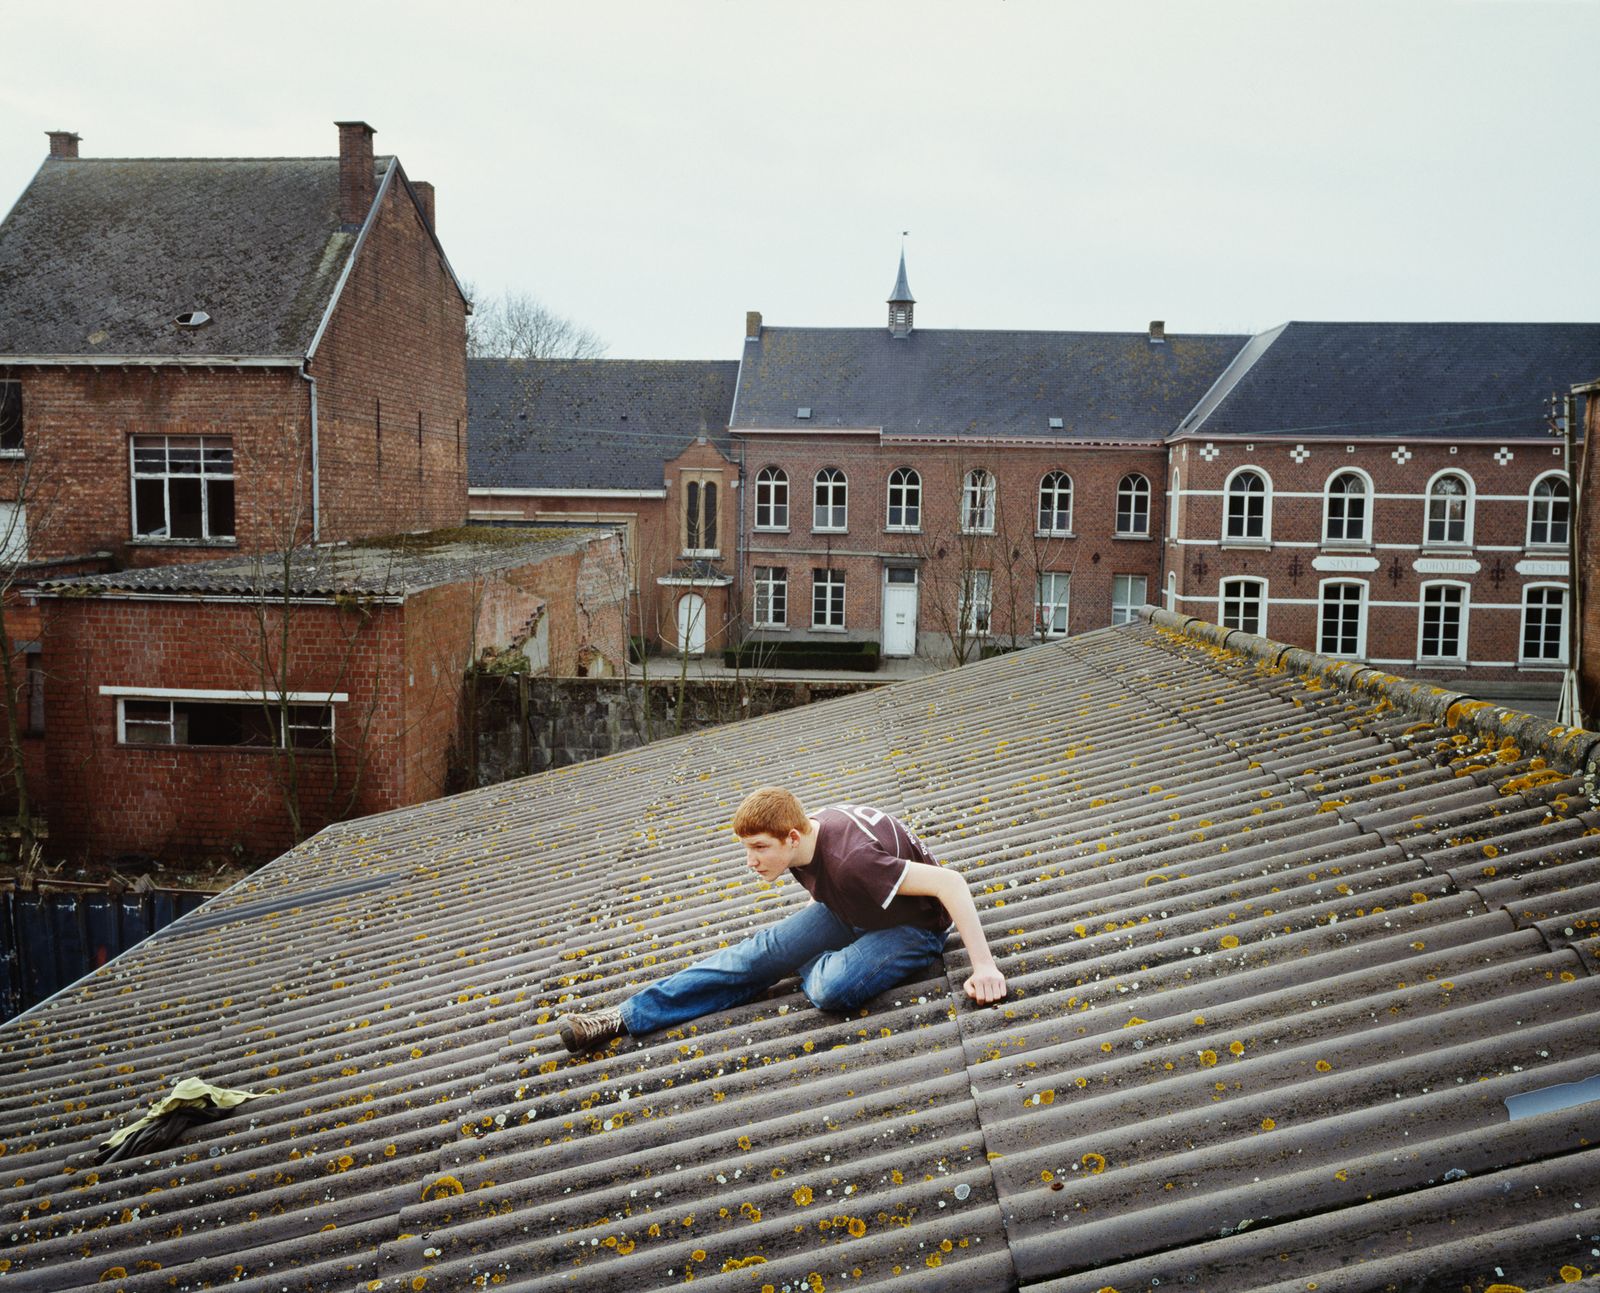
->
[[47, 131, 81, 159], [745, 310, 763, 341], [1149, 320, 1166, 343], [335, 120, 376, 229], [412, 180, 435, 232]]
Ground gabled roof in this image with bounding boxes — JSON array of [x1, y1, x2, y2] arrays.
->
[[1178, 320, 1600, 441], [2, 614, 1597, 1291], [468, 358, 739, 491], [34, 527, 607, 600], [0, 155, 392, 360], [732, 326, 1249, 441]]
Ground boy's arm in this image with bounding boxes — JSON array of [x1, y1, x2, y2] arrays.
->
[[896, 860, 1007, 1004]]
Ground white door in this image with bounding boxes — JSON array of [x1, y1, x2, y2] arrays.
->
[[882, 570, 918, 656], [676, 593, 706, 656]]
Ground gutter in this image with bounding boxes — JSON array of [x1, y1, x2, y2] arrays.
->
[[0, 355, 299, 368], [298, 366, 321, 541]]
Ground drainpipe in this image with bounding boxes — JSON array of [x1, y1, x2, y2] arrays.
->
[[298, 364, 322, 541]]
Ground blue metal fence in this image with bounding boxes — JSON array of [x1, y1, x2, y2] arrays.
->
[[0, 888, 213, 1022]]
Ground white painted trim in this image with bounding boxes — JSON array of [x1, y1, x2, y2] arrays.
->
[[1415, 580, 1472, 664], [101, 685, 349, 702], [0, 354, 299, 367], [37, 589, 405, 606], [733, 427, 882, 436], [467, 487, 667, 499]]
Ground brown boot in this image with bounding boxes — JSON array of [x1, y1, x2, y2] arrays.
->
[[558, 1006, 626, 1054]]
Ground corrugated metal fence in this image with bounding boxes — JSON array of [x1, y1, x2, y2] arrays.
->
[[0, 887, 212, 1021]]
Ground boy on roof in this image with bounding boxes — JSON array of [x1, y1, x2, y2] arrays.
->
[[558, 786, 1007, 1053]]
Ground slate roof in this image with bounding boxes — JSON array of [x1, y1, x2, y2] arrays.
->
[[3, 613, 1599, 1291], [1179, 321, 1600, 442], [731, 327, 1250, 442], [468, 359, 740, 491], [33, 527, 606, 600], [0, 155, 392, 359]]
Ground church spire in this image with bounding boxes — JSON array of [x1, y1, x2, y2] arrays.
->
[[887, 239, 915, 338]]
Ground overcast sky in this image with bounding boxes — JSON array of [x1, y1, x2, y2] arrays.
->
[[2, 0, 1594, 360]]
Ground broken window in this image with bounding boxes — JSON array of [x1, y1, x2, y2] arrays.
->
[[131, 435, 235, 541], [118, 696, 333, 749]]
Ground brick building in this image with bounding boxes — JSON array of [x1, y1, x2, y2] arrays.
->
[[1170, 322, 1598, 694], [36, 529, 626, 862], [467, 358, 738, 652], [1576, 376, 1599, 722]]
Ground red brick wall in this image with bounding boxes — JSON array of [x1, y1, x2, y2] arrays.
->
[[1169, 436, 1573, 682], [312, 173, 469, 542]]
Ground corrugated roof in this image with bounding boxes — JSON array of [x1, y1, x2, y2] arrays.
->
[[2, 612, 1598, 1291], [34, 527, 605, 600], [467, 359, 740, 491], [732, 327, 1249, 442], [1179, 320, 1600, 442], [0, 156, 391, 359]]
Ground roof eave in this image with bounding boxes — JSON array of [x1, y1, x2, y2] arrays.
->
[[0, 354, 302, 368]]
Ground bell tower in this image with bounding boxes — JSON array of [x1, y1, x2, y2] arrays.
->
[[887, 247, 915, 338]]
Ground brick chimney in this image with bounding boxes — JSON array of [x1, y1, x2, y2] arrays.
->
[[412, 180, 435, 232], [1149, 320, 1166, 343], [745, 310, 762, 341], [47, 131, 81, 159], [335, 120, 376, 229]]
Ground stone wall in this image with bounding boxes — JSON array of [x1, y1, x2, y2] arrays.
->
[[469, 673, 879, 784]]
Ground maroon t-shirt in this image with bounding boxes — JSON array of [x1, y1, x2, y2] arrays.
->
[[791, 804, 950, 932]]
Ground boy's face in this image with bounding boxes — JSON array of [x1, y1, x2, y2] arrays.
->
[[740, 828, 802, 882]]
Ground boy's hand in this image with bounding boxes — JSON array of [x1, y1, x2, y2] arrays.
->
[[964, 966, 1007, 1004]]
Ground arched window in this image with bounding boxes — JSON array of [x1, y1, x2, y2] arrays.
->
[[962, 468, 996, 534], [1323, 471, 1370, 544], [1168, 467, 1181, 540], [1115, 473, 1150, 536], [1224, 468, 1269, 542], [1527, 473, 1570, 547], [813, 467, 847, 531], [1425, 472, 1473, 546], [754, 466, 788, 530], [1038, 471, 1072, 534], [887, 467, 921, 531], [683, 478, 718, 553]]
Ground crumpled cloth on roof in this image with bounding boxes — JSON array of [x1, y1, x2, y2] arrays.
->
[[95, 1077, 280, 1164]]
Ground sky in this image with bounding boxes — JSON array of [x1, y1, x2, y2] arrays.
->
[[1, 0, 1595, 360]]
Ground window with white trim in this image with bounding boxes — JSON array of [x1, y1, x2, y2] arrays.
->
[[963, 569, 992, 636], [118, 696, 333, 749], [1526, 474, 1570, 548], [962, 469, 996, 534], [0, 380, 22, 453], [1324, 471, 1369, 544], [1424, 472, 1472, 547], [1035, 572, 1070, 637], [0, 501, 26, 564], [1319, 581, 1366, 657], [1115, 473, 1150, 536], [1418, 583, 1467, 662], [132, 435, 235, 541], [754, 466, 788, 530], [1111, 574, 1147, 625], [811, 568, 845, 628], [682, 476, 718, 555], [1520, 585, 1567, 663], [1219, 577, 1266, 636], [1038, 471, 1072, 534], [813, 467, 847, 531], [1224, 469, 1269, 542], [753, 566, 787, 628], [887, 467, 921, 531]]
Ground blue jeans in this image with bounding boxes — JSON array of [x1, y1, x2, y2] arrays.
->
[[619, 901, 948, 1035]]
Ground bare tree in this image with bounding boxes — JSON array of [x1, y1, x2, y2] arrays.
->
[[465, 285, 608, 360]]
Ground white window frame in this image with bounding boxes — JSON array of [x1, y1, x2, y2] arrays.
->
[[130, 434, 236, 542], [1037, 471, 1073, 536], [963, 569, 993, 636], [886, 466, 921, 532], [1318, 580, 1367, 659], [1219, 576, 1267, 636], [105, 686, 345, 749], [754, 466, 789, 531], [753, 566, 788, 629], [1525, 472, 1570, 549], [1111, 573, 1147, 625], [1322, 469, 1372, 546], [813, 466, 848, 532], [1423, 469, 1474, 549], [681, 474, 720, 558], [1417, 581, 1469, 664], [962, 468, 996, 534], [1115, 473, 1150, 537], [0, 501, 26, 564], [1168, 466, 1181, 540], [1519, 584, 1568, 665], [1222, 467, 1271, 544], [811, 568, 845, 629], [1035, 571, 1070, 638]]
